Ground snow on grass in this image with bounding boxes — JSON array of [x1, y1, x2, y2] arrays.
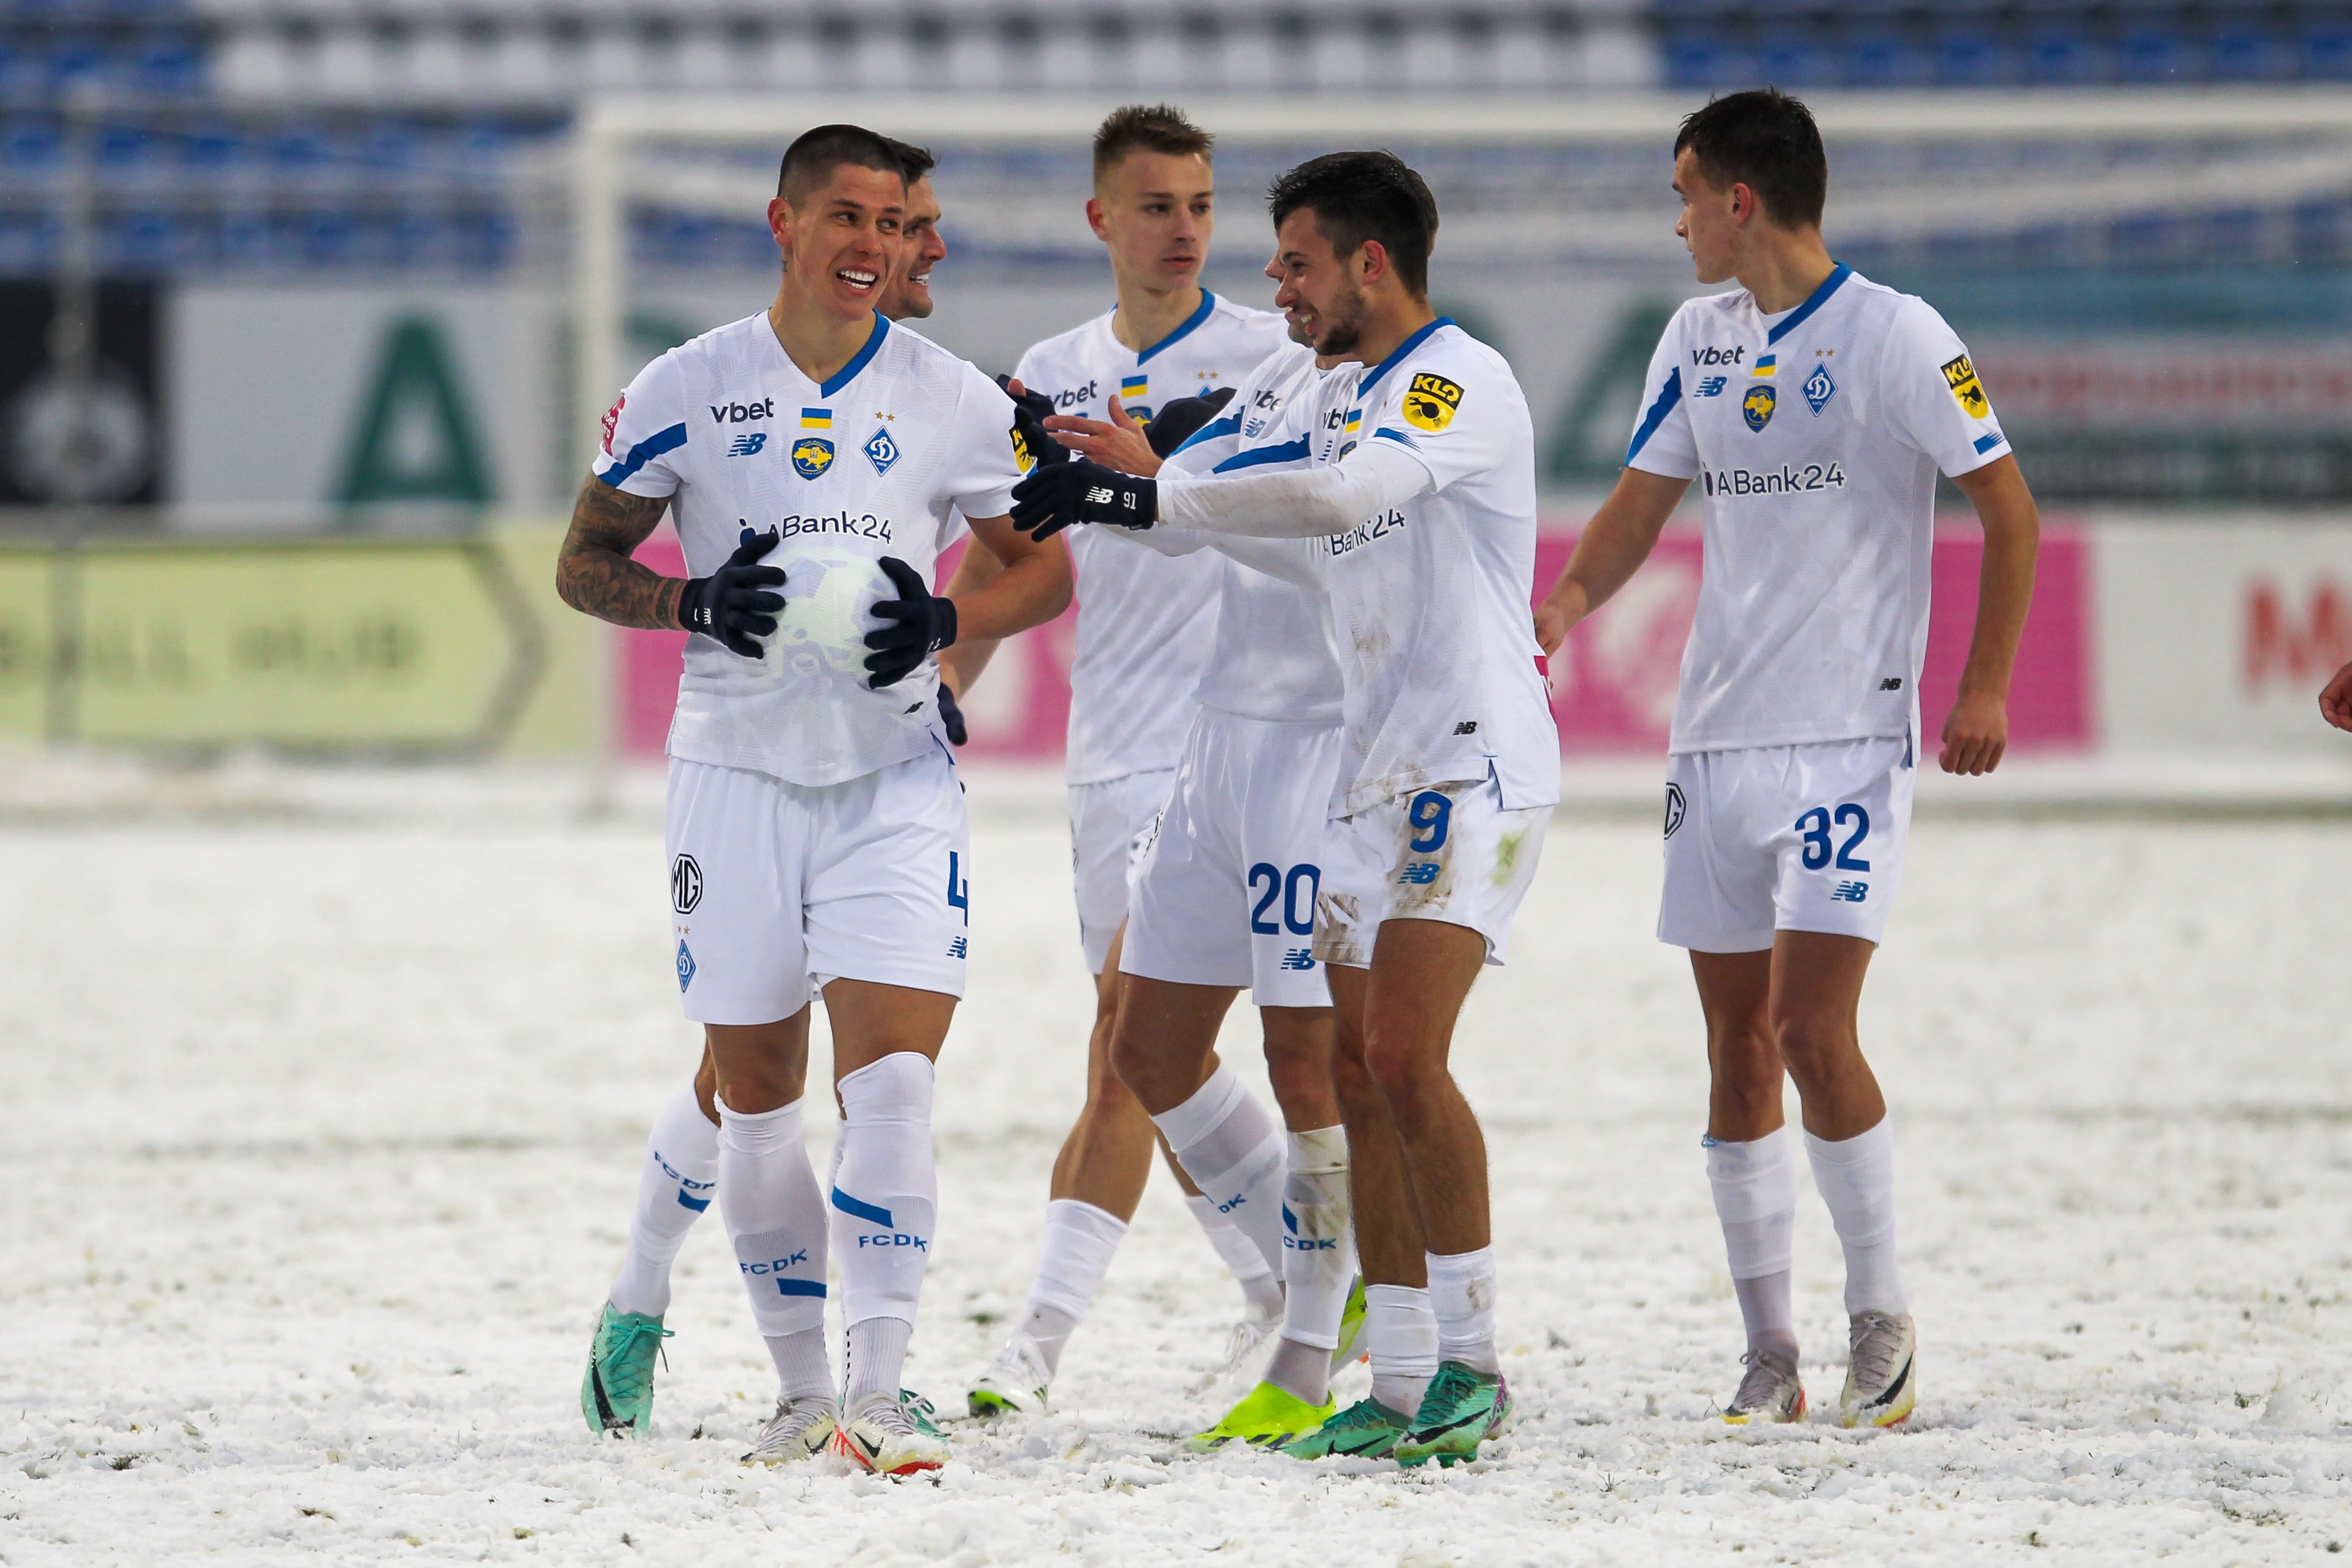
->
[[3, 781, 2349, 1564]]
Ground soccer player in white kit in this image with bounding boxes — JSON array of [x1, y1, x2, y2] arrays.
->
[[954, 106, 1300, 1417], [1537, 91, 2041, 1428], [556, 125, 1072, 1475], [1016, 332, 1379, 1448], [573, 143, 974, 1445], [1019, 152, 1561, 1468]]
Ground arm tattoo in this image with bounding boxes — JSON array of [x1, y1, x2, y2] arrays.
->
[[554, 474, 684, 630]]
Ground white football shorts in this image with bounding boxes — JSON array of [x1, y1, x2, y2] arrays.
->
[[1122, 711, 1343, 1009], [1658, 733, 1915, 953], [1312, 772, 1550, 970], [1066, 767, 1176, 974], [665, 745, 971, 1024]]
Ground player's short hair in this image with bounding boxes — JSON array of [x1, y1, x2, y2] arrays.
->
[[1266, 151, 1439, 300], [884, 136, 937, 188], [1092, 104, 1214, 185], [1674, 88, 1828, 231], [776, 123, 908, 205]]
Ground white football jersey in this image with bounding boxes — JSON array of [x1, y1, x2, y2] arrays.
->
[[1623, 264, 2012, 755], [1314, 320, 1559, 819], [599, 312, 1024, 787], [1157, 341, 1345, 728], [1014, 291, 1293, 784]]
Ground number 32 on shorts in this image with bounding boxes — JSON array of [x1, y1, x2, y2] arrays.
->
[[1795, 803, 1870, 871]]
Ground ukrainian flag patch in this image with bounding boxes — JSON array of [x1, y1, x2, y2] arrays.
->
[[800, 407, 832, 429]]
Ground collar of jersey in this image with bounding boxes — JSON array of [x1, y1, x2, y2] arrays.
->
[[1761, 263, 1852, 346], [1355, 316, 1455, 402], [1109, 289, 1220, 366], [780, 312, 891, 399]]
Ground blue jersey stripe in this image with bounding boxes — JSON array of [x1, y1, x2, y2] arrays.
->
[[1371, 426, 1417, 448], [1356, 317, 1456, 402], [818, 314, 891, 398], [1974, 429, 2007, 454], [595, 421, 688, 488], [1765, 262, 1853, 346], [1211, 434, 1312, 472], [830, 1186, 894, 1228], [1171, 412, 1244, 456], [1623, 367, 1684, 465], [1135, 289, 1219, 365], [770, 1279, 826, 1298]]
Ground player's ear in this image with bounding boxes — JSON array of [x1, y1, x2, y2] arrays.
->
[[1085, 196, 1110, 243], [767, 196, 794, 254], [1355, 238, 1389, 289]]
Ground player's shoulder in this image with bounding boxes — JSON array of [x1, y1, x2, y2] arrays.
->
[[1373, 321, 1526, 424], [1239, 337, 1319, 396], [1015, 308, 1113, 378], [1203, 293, 1289, 342]]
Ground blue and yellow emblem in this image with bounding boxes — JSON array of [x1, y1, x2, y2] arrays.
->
[[792, 435, 836, 478], [1120, 374, 1152, 422], [1752, 354, 1777, 378], [800, 406, 832, 429], [1742, 383, 1777, 432]]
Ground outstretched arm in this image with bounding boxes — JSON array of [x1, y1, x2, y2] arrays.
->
[[1942, 454, 2040, 776], [1534, 467, 1690, 655], [955, 514, 1072, 641], [554, 474, 681, 629], [1154, 440, 1433, 539]]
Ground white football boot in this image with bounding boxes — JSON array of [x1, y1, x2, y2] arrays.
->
[[1720, 1348, 1807, 1424], [1839, 1311, 1917, 1428], [740, 1395, 838, 1464], [834, 1390, 952, 1475], [966, 1331, 1051, 1418]]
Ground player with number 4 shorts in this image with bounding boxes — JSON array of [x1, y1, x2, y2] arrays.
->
[[1539, 90, 2040, 1430], [558, 124, 1073, 1474], [1017, 152, 1560, 1468]]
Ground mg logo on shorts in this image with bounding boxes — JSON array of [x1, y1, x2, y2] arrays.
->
[[1664, 783, 1687, 839], [671, 854, 703, 914]]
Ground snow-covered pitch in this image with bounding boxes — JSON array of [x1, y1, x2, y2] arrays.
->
[[5, 768, 2349, 1564]]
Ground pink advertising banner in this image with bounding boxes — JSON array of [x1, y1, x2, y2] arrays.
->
[[614, 520, 2092, 760]]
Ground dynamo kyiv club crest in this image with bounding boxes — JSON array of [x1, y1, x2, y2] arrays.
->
[[863, 427, 900, 475], [1803, 362, 1837, 415]]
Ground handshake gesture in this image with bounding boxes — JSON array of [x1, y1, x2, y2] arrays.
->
[[1002, 375, 1236, 540]]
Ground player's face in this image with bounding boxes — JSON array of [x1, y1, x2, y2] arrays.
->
[[879, 177, 946, 321], [1673, 148, 1739, 286], [1090, 151, 1214, 293], [772, 163, 906, 321], [1266, 208, 1369, 358]]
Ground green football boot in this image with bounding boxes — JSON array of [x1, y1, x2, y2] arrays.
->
[[1278, 1396, 1414, 1461], [1391, 1361, 1511, 1469], [1330, 1277, 1369, 1371], [1184, 1381, 1336, 1453], [900, 1389, 947, 1440], [581, 1302, 673, 1437]]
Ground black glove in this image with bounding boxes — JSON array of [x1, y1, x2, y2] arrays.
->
[[864, 554, 957, 689], [1010, 458, 1158, 540], [997, 373, 1072, 475], [676, 528, 786, 659], [1145, 385, 1237, 458], [995, 372, 1054, 427], [937, 683, 968, 746]]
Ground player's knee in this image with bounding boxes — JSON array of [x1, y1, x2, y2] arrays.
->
[[1769, 1010, 1854, 1083], [1263, 1040, 1338, 1125], [1360, 1030, 1435, 1123]]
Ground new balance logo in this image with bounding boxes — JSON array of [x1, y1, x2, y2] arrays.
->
[[1086, 486, 1114, 505], [1832, 881, 1869, 903], [1397, 862, 1441, 885], [947, 937, 967, 958], [1280, 947, 1316, 971], [1879, 677, 1903, 691], [1696, 375, 1728, 397], [1453, 721, 1477, 735], [728, 433, 767, 456]]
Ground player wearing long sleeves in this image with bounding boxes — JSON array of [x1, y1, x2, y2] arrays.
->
[[1018, 152, 1560, 1469], [958, 106, 1300, 1421], [1536, 90, 2040, 1430], [557, 125, 1071, 1476]]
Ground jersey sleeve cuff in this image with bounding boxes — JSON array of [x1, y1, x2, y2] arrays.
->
[[1940, 428, 2011, 478], [1625, 452, 1700, 481]]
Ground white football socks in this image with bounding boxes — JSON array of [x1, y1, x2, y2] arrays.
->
[[1705, 1125, 1800, 1361], [832, 1053, 939, 1404], [608, 1081, 721, 1319], [1185, 1195, 1284, 1320], [1018, 1198, 1128, 1376], [716, 1095, 830, 1399], [1425, 1247, 1501, 1376], [1365, 1283, 1439, 1415], [1150, 1065, 1285, 1279], [1262, 1126, 1355, 1406], [1806, 1119, 1909, 1317]]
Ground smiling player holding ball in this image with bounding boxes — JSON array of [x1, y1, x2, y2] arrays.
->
[[554, 123, 1069, 1475]]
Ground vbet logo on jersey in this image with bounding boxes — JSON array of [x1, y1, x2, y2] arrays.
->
[[1743, 383, 1777, 431]]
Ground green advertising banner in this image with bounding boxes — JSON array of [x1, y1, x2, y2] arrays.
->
[[0, 528, 593, 755]]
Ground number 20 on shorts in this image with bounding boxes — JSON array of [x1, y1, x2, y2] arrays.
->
[[1796, 803, 1871, 871]]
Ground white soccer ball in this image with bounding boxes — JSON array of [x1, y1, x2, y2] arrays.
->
[[755, 548, 891, 684]]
